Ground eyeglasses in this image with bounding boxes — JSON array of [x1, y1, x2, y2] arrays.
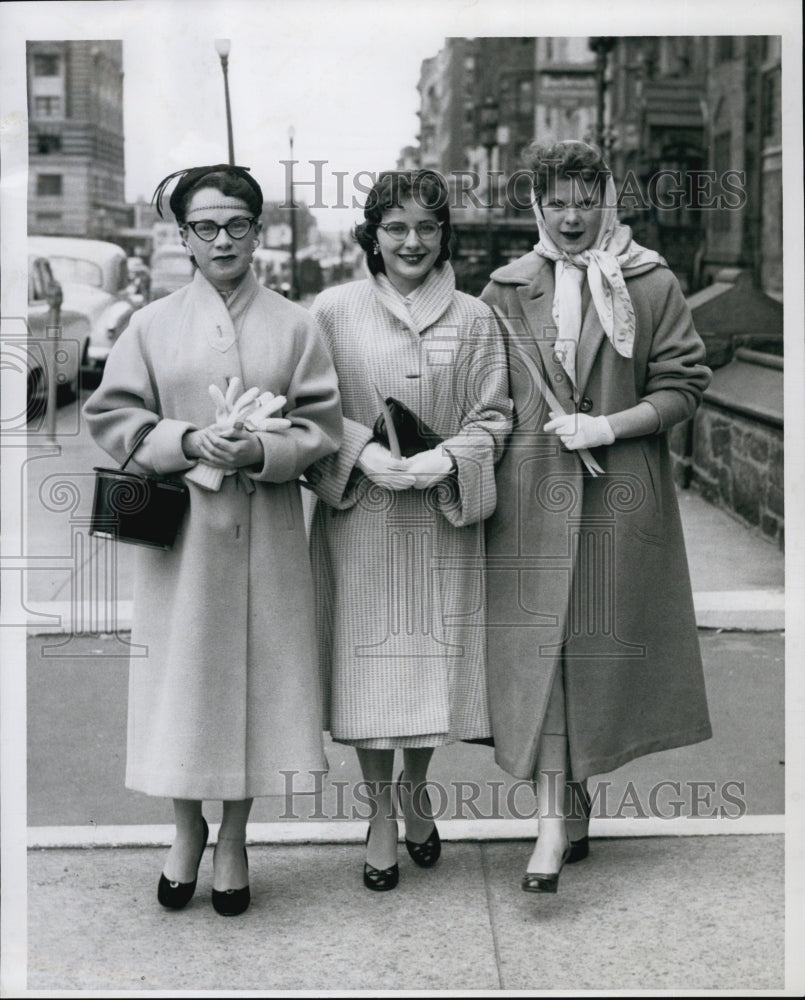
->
[[376, 221, 444, 241], [183, 217, 257, 241]]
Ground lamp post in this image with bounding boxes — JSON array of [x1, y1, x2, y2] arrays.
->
[[215, 39, 235, 165], [588, 37, 616, 157], [479, 96, 499, 272], [288, 126, 298, 300]]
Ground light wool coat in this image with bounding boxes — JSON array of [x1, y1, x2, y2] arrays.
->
[[84, 269, 342, 799], [481, 250, 713, 780], [306, 265, 513, 744]]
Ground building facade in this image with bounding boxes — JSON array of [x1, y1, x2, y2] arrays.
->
[[27, 40, 129, 239]]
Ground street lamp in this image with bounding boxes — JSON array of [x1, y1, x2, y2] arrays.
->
[[215, 39, 235, 165], [479, 96, 499, 271], [588, 37, 616, 157], [288, 126, 298, 301]]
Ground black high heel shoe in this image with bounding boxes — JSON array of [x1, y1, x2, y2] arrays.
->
[[212, 844, 250, 916], [396, 771, 441, 868], [566, 781, 592, 864], [363, 826, 399, 891], [521, 842, 572, 894], [157, 816, 209, 910]]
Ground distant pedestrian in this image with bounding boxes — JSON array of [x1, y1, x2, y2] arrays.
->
[[84, 164, 342, 915], [306, 169, 512, 891], [481, 140, 712, 894]]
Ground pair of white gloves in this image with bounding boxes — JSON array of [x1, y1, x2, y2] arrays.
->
[[185, 378, 291, 491], [357, 441, 455, 491], [543, 411, 615, 451]]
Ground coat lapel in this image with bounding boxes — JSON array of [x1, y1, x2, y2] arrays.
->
[[575, 286, 606, 394]]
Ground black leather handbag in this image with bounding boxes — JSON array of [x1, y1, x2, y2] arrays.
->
[[90, 423, 189, 549], [372, 396, 444, 458]]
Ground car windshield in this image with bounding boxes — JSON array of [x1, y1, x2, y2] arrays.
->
[[47, 256, 104, 289]]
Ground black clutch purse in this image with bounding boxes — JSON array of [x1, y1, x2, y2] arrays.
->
[[90, 423, 189, 550], [372, 396, 444, 458]]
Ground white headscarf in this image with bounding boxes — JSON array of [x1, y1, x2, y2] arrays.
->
[[534, 174, 664, 386]]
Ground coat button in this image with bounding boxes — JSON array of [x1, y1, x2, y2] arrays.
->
[[579, 396, 593, 412], [552, 351, 564, 364]]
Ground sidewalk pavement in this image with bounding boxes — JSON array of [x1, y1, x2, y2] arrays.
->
[[9, 395, 792, 993]]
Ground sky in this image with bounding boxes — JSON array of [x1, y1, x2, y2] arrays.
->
[[8, 0, 799, 236]]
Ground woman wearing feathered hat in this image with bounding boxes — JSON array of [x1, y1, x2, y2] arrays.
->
[[84, 164, 342, 915], [481, 140, 712, 894]]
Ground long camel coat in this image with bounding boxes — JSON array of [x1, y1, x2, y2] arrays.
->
[[306, 266, 512, 744], [481, 250, 712, 781], [84, 269, 342, 799]]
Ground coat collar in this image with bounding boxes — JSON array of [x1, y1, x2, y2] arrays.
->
[[495, 252, 607, 396]]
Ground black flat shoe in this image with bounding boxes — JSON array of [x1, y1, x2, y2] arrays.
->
[[521, 843, 572, 895], [157, 816, 209, 910], [396, 771, 441, 868], [363, 826, 399, 892], [212, 846, 250, 916]]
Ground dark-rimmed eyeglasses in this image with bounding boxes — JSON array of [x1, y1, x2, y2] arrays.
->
[[376, 221, 444, 242], [183, 217, 257, 242]]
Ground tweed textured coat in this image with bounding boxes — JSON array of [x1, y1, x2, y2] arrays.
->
[[481, 249, 713, 781], [84, 268, 342, 799], [306, 265, 513, 745]]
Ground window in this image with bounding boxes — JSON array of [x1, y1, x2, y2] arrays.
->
[[34, 95, 61, 118], [35, 212, 63, 227], [36, 132, 62, 154], [36, 174, 63, 196], [712, 133, 732, 232], [715, 37, 734, 63], [33, 54, 60, 76]]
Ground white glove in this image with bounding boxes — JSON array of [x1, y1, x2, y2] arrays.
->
[[404, 446, 455, 490], [208, 384, 291, 436], [543, 411, 615, 451], [357, 441, 415, 491]]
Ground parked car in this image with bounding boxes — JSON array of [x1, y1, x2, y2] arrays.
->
[[149, 244, 194, 300], [28, 235, 138, 371], [26, 256, 91, 418], [126, 255, 151, 306]]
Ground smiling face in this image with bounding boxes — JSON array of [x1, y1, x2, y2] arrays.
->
[[375, 199, 443, 295], [180, 187, 261, 292], [539, 176, 605, 253]]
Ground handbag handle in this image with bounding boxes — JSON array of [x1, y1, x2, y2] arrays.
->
[[120, 422, 157, 471]]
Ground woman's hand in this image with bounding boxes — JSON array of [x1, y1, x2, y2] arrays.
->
[[357, 441, 415, 490], [405, 446, 455, 489], [543, 412, 615, 451], [183, 426, 265, 470]]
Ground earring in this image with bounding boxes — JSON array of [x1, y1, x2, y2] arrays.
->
[[373, 242, 380, 256]]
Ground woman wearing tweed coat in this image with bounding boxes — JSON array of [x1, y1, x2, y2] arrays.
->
[[306, 170, 512, 891], [480, 141, 712, 895]]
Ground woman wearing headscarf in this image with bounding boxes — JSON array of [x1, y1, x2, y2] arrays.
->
[[84, 164, 342, 915], [306, 170, 512, 891], [481, 140, 712, 894]]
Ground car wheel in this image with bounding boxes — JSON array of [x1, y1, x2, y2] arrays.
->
[[27, 367, 47, 423]]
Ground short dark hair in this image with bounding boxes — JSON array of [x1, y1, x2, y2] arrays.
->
[[522, 140, 609, 202], [354, 170, 452, 275], [152, 164, 263, 223]]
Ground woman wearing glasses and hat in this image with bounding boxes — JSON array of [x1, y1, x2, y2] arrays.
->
[[305, 170, 512, 891], [481, 140, 712, 895], [84, 164, 342, 915]]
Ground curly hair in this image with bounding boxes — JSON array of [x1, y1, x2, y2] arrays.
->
[[521, 140, 609, 202], [354, 170, 452, 275]]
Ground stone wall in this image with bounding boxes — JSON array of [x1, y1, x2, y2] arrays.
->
[[668, 349, 784, 547]]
